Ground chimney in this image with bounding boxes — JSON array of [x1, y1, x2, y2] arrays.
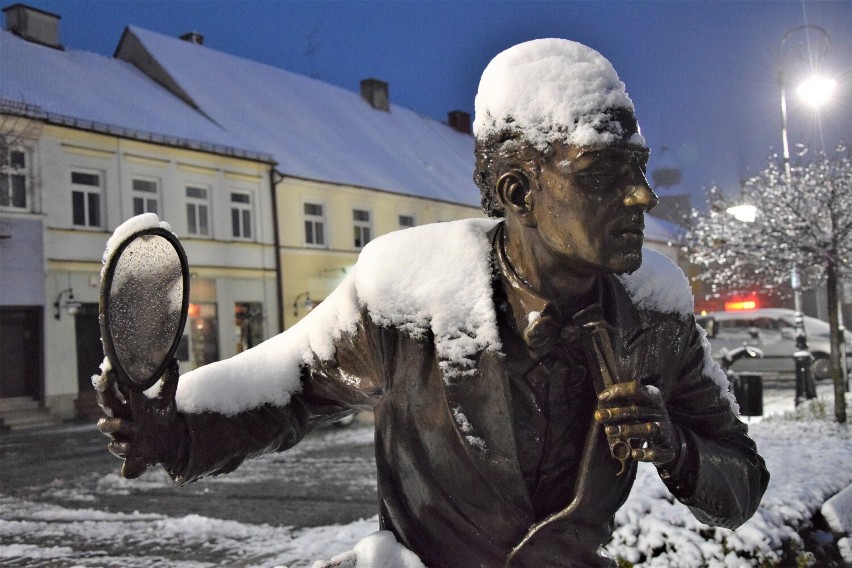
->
[[448, 110, 472, 134], [360, 78, 389, 112], [3, 3, 62, 49], [180, 31, 204, 45]]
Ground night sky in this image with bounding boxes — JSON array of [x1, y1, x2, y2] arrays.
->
[[16, 0, 852, 206]]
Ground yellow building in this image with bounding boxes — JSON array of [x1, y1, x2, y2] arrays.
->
[[115, 27, 487, 330], [277, 176, 480, 328]]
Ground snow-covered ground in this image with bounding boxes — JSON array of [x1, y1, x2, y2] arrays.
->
[[1, 386, 850, 567]]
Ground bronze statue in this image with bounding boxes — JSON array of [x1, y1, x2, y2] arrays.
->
[[97, 39, 769, 567]]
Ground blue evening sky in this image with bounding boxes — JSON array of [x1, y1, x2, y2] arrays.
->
[[19, 0, 852, 206]]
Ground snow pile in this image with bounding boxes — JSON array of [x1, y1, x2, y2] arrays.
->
[[101, 213, 172, 277], [822, 485, 852, 564], [607, 397, 852, 566], [474, 38, 645, 150], [309, 531, 425, 568]]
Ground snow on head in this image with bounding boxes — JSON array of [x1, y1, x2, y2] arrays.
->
[[474, 38, 645, 151]]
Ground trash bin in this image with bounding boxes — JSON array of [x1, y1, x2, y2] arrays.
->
[[732, 373, 763, 416]]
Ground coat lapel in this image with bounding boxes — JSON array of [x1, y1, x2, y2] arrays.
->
[[441, 349, 534, 519]]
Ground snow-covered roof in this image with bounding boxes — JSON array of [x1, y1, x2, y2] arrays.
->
[[118, 26, 480, 207], [0, 30, 271, 163]]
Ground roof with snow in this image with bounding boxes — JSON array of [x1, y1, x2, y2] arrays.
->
[[0, 29, 271, 163], [116, 26, 480, 207]]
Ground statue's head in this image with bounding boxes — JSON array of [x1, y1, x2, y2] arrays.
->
[[473, 39, 658, 275]]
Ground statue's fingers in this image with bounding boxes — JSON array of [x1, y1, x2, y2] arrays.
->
[[97, 417, 137, 438], [596, 404, 666, 424], [632, 446, 676, 465], [107, 440, 131, 459], [605, 421, 660, 439], [597, 380, 641, 403], [95, 380, 131, 420]]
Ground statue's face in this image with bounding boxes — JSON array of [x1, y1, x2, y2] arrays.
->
[[531, 141, 657, 275]]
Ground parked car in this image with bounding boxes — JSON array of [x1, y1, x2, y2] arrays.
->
[[696, 308, 852, 380]]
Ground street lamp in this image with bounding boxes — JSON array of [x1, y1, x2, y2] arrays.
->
[[777, 24, 833, 404]]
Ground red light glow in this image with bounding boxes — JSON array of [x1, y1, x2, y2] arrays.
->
[[724, 300, 758, 311]]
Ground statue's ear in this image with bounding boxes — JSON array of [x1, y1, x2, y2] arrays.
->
[[496, 169, 536, 226]]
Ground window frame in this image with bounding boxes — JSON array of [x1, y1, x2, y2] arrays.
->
[[70, 169, 104, 229], [398, 214, 415, 230], [0, 146, 29, 211], [303, 201, 327, 248], [131, 177, 160, 217], [185, 184, 212, 237], [352, 207, 372, 250], [230, 191, 254, 240]]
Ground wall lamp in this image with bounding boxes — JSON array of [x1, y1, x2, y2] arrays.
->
[[292, 291, 318, 317], [54, 288, 82, 320]]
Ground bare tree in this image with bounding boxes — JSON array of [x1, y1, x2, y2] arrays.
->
[[688, 145, 852, 423]]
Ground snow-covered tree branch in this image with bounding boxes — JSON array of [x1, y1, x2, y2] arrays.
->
[[687, 145, 852, 423]]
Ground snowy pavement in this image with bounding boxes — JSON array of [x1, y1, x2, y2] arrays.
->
[[1, 386, 850, 567]]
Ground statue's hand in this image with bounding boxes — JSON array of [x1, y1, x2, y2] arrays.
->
[[95, 359, 183, 479], [594, 380, 678, 468]]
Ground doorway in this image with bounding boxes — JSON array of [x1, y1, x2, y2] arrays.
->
[[0, 307, 42, 399]]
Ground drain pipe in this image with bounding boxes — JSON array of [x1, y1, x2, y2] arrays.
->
[[270, 168, 285, 333]]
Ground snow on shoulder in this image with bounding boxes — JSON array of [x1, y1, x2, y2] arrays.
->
[[619, 249, 739, 411], [355, 218, 501, 375], [617, 249, 692, 318], [474, 38, 645, 151], [176, 218, 501, 414]]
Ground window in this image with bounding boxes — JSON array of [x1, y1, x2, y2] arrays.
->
[[186, 186, 210, 236], [399, 215, 415, 229], [231, 192, 253, 239], [304, 202, 326, 247], [235, 302, 264, 353], [132, 178, 159, 216], [0, 147, 28, 209], [353, 209, 371, 249], [70, 171, 102, 228]]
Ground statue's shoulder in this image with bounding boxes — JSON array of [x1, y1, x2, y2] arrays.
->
[[616, 248, 694, 321], [353, 219, 502, 359]]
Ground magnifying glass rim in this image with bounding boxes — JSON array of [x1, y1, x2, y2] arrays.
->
[[99, 227, 190, 391]]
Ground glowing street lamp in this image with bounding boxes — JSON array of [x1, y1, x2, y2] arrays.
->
[[773, 25, 835, 404], [796, 76, 836, 107]]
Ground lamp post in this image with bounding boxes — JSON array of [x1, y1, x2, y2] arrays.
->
[[777, 25, 834, 404]]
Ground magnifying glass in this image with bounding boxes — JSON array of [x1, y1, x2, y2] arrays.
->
[[99, 227, 190, 392]]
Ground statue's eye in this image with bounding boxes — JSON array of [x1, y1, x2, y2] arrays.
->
[[575, 165, 620, 189]]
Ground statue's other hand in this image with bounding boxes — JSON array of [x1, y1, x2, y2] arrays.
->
[[594, 380, 679, 468], [96, 359, 182, 479]]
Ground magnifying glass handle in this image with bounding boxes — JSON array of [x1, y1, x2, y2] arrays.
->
[[609, 438, 632, 476]]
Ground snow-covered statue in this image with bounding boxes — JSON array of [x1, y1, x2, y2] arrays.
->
[[97, 39, 768, 567]]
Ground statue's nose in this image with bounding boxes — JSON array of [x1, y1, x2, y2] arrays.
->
[[624, 180, 658, 211]]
